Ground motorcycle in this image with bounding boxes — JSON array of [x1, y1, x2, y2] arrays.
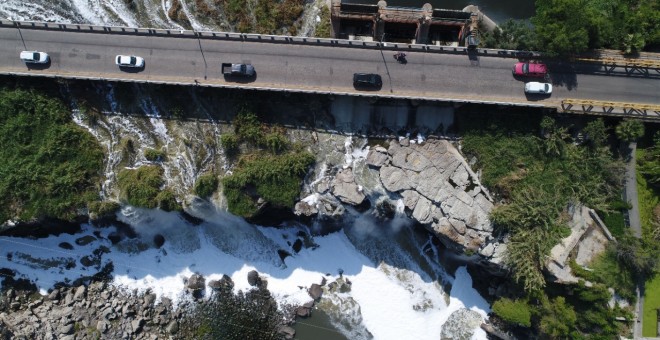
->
[[393, 52, 407, 64]]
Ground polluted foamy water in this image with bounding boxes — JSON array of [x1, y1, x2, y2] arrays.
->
[[0, 203, 490, 340]]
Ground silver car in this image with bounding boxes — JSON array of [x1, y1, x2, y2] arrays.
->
[[20, 51, 49, 63], [524, 82, 552, 94], [115, 55, 145, 68]]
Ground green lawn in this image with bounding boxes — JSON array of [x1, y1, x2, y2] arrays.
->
[[643, 275, 660, 337]]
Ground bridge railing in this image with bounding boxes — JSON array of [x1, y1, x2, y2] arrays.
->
[[0, 19, 544, 60]]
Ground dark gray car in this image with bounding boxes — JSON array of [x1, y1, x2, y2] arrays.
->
[[353, 73, 382, 90]]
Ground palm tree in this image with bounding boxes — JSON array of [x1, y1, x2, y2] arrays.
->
[[615, 119, 645, 143]]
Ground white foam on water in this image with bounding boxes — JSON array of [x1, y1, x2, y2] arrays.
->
[[0, 206, 490, 339]]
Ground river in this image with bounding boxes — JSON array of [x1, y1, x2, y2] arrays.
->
[[343, 0, 536, 23]]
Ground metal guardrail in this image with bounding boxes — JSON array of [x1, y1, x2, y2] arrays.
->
[[0, 19, 541, 59], [573, 57, 660, 70], [0, 70, 552, 108], [561, 99, 660, 121]]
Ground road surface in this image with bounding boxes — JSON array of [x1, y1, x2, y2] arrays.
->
[[0, 26, 658, 107]]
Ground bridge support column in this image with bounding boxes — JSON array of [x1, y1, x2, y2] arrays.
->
[[416, 4, 433, 45], [330, 0, 342, 38]]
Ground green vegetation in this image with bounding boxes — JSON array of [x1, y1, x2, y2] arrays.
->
[[492, 298, 532, 327], [223, 0, 304, 35], [481, 19, 537, 51], [616, 119, 645, 143], [539, 296, 577, 338], [117, 165, 164, 209], [462, 114, 634, 337], [223, 152, 314, 217], [315, 5, 332, 38], [156, 189, 181, 212], [194, 173, 219, 198], [179, 278, 285, 339], [220, 107, 313, 218], [483, 0, 659, 54], [644, 275, 660, 337], [88, 201, 121, 220], [220, 133, 239, 156], [464, 116, 623, 292], [144, 148, 167, 162], [0, 88, 103, 222]]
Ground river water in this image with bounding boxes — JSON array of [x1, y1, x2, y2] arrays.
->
[[343, 0, 535, 23]]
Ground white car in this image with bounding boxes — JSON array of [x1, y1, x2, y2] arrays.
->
[[524, 82, 552, 94], [115, 55, 145, 68], [20, 51, 49, 64]]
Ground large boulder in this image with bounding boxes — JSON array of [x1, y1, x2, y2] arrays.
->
[[379, 166, 411, 192], [366, 146, 389, 168], [331, 168, 366, 206]]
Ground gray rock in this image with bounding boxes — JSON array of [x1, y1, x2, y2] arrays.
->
[[73, 285, 86, 301], [392, 149, 431, 172], [366, 147, 389, 168], [143, 293, 156, 307], [449, 218, 467, 235], [413, 167, 443, 201], [47, 289, 60, 301], [278, 325, 296, 339], [186, 274, 205, 291], [379, 166, 411, 192], [448, 200, 473, 222], [131, 318, 144, 334], [96, 321, 109, 333], [331, 168, 365, 206], [455, 190, 474, 206], [59, 335, 75, 340], [75, 235, 97, 246], [294, 200, 318, 217], [166, 321, 179, 334], [308, 283, 323, 300], [64, 291, 74, 306], [440, 308, 483, 340], [247, 270, 261, 287], [412, 196, 433, 224], [401, 190, 420, 211], [474, 193, 494, 213], [450, 165, 471, 189], [58, 323, 74, 335]]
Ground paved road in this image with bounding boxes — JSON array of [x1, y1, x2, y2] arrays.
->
[[0, 26, 659, 106], [624, 142, 644, 339]]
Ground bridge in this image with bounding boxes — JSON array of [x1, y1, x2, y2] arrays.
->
[[0, 20, 658, 119]]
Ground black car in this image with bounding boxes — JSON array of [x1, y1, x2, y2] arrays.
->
[[353, 73, 382, 89]]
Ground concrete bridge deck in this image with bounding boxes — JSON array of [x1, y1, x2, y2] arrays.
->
[[0, 20, 657, 117]]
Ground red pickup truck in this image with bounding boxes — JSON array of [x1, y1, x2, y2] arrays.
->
[[512, 62, 547, 77]]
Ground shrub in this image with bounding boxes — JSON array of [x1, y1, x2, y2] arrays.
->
[[539, 296, 577, 338], [144, 148, 166, 162], [492, 298, 532, 327], [314, 5, 332, 38], [222, 151, 315, 217], [0, 88, 103, 222], [220, 133, 239, 155], [117, 165, 164, 208], [88, 201, 121, 220], [261, 132, 289, 154], [234, 109, 263, 145], [194, 173, 219, 198], [156, 189, 181, 212]]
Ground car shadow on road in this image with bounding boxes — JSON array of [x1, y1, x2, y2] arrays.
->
[[26, 60, 51, 70], [546, 61, 578, 90], [223, 73, 257, 83], [524, 92, 552, 101], [118, 66, 146, 73]]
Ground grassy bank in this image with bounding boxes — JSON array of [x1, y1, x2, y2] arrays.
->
[[0, 88, 103, 222], [644, 275, 660, 337]]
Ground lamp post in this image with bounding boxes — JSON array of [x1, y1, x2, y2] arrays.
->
[[8, 17, 27, 50]]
